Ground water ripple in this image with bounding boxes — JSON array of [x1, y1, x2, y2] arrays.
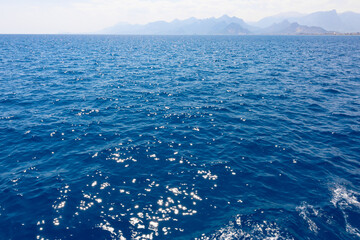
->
[[0, 35, 359, 239]]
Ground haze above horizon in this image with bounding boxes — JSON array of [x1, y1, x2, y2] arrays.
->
[[1, 0, 360, 34]]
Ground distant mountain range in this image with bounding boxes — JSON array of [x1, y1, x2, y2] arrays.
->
[[98, 10, 360, 35]]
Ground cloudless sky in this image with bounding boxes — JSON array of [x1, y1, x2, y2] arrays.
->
[[0, 0, 359, 34]]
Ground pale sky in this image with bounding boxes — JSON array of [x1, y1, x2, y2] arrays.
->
[[0, 0, 359, 34]]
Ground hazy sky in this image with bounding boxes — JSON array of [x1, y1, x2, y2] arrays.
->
[[0, 0, 360, 34]]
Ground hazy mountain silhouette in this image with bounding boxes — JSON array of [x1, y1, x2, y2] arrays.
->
[[258, 20, 328, 34], [340, 11, 360, 32], [99, 15, 252, 35], [252, 12, 305, 28], [256, 10, 360, 33], [294, 10, 343, 31], [99, 10, 360, 35], [255, 20, 329, 35]]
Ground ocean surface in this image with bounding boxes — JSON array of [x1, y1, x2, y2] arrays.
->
[[0, 35, 360, 240]]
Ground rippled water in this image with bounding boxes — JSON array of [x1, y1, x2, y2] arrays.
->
[[0, 35, 360, 239]]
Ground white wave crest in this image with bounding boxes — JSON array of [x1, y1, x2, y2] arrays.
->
[[296, 202, 320, 233], [331, 185, 360, 238], [196, 215, 293, 240]]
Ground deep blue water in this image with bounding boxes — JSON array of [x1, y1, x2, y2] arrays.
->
[[0, 35, 360, 240]]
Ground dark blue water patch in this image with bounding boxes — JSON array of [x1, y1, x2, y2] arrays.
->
[[0, 35, 360, 239]]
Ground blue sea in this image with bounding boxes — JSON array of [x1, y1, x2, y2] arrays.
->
[[0, 35, 360, 240]]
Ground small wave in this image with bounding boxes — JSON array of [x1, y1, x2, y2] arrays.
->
[[296, 202, 320, 234], [331, 185, 360, 237], [197, 215, 293, 240], [331, 186, 360, 209], [323, 88, 342, 94]]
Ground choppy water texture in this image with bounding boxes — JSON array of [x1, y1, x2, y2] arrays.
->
[[1, 35, 360, 240]]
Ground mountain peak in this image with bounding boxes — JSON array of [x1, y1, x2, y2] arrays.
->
[[219, 14, 231, 20]]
